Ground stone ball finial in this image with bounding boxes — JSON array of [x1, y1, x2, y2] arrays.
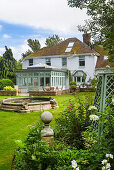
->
[[41, 111, 53, 124], [41, 111, 54, 138]]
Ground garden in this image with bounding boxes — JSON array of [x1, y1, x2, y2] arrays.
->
[[0, 91, 113, 170]]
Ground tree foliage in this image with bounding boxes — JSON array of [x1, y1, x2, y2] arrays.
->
[[0, 46, 17, 82], [45, 34, 63, 47], [22, 39, 41, 58], [67, 0, 114, 62], [22, 49, 32, 58], [16, 58, 23, 69], [27, 39, 41, 52]]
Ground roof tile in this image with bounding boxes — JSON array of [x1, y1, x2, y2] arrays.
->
[[26, 38, 96, 58]]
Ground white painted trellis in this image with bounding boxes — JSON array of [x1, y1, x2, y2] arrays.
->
[[94, 69, 114, 112]]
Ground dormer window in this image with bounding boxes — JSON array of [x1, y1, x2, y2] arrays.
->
[[46, 58, 51, 66], [29, 59, 33, 66], [65, 42, 75, 53], [104, 55, 108, 60]]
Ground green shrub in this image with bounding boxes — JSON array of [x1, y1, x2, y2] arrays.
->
[[0, 79, 14, 90], [54, 95, 93, 149], [14, 95, 114, 170], [14, 122, 110, 170], [69, 81, 77, 86], [55, 100, 84, 149], [3, 86, 17, 91]]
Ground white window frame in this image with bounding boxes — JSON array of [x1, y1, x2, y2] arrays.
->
[[62, 57, 67, 67], [45, 58, 51, 66], [29, 59, 33, 66], [79, 56, 85, 67]]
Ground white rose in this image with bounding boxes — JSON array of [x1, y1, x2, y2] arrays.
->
[[72, 160, 77, 169]]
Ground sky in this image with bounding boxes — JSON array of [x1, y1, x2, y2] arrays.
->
[[0, 0, 88, 60]]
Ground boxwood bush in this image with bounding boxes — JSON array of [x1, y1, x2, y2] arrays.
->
[[0, 79, 14, 90], [3, 86, 17, 91]]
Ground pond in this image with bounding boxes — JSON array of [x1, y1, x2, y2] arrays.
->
[[0, 97, 58, 113]]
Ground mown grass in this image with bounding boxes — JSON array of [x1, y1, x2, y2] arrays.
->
[[0, 93, 94, 170]]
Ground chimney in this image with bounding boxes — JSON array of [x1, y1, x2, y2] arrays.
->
[[83, 31, 91, 46]]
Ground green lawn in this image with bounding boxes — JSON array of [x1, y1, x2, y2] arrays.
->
[[0, 93, 94, 170]]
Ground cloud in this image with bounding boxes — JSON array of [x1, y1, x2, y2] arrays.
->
[[0, 37, 47, 60], [11, 37, 46, 60], [0, 25, 2, 31], [3, 34, 11, 39], [0, 47, 5, 56], [0, 0, 88, 35]]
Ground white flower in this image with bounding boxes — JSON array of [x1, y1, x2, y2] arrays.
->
[[106, 154, 113, 159], [76, 167, 79, 170], [88, 106, 97, 111], [72, 160, 77, 168], [102, 166, 106, 170], [102, 159, 108, 165], [89, 114, 99, 121], [106, 163, 111, 169], [109, 154, 113, 159]]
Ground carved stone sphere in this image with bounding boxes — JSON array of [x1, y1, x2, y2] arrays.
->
[[41, 111, 53, 124]]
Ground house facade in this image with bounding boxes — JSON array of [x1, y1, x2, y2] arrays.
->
[[17, 34, 114, 92]]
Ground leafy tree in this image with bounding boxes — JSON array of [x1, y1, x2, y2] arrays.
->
[[16, 58, 23, 69], [27, 39, 41, 52], [45, 34, 63, 47], [22, 39, 41, 58], [67, 0, 114, 62], [0, 46, 17, 82], [22, 49, 32, 58]]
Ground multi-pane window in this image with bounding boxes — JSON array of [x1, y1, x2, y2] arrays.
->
[[40, 77, 44, 86], [46, 58, 51, 66], [79, 56, 85, 66], [62, 57, 67, 67], [34, 78, 38, 86], [22, 78, 27, 86], [73, 70, 86, 83], [77, 77, 81, 82], [46, 77, 50, 86], [65, 42, 75, 52], [28, 77, 33, 86], [29, 59, 33, 66]]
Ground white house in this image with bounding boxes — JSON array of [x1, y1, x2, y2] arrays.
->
[[17, 33, 113, 92]]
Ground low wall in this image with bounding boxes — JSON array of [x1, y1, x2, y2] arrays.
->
[[29, 89, 70, 97], [0, 90, 18, 96], [80, 88, 95, 92], [71, 87, 95, 94], [70, 88, 80, 93]]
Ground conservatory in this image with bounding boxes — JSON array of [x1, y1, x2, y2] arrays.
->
[[16, 64, 69, 92]]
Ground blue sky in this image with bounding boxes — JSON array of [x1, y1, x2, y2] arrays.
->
[[0, 0, 88, 60]]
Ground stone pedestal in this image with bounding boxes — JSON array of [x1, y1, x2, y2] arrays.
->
[[41, 111, 54, 145]]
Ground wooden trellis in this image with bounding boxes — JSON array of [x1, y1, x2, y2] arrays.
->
[[94, 71, 114, 112]]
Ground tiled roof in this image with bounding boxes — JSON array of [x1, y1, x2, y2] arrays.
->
[[94, 45, 114, 68], [26, 38, 97, 58]]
